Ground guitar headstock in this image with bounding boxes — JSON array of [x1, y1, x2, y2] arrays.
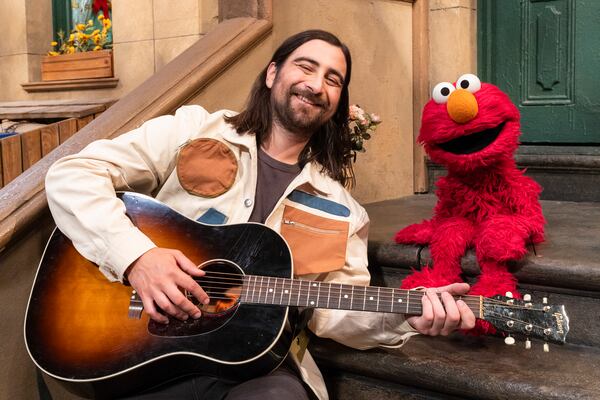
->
[[482, 293, 569, 348]]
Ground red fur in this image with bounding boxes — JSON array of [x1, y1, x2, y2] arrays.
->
[[396, 82, 546, 335]]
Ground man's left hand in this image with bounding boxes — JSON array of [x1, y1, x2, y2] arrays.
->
[[406, 283, 476, 336]]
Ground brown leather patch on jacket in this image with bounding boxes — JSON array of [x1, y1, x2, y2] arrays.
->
[[177, 138, 238, 198], [280, 205, 349, 276]]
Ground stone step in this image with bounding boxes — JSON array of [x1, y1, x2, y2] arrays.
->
[[310, 335, 600, 400], [363, 196, 600, 348], [370, 266, 600, 348], [317, 369, 464, 400], [427, 146, 600, 202], [365, 195, 600, 291]]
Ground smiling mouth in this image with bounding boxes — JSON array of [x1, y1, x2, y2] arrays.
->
[[437, 122, 505, 155], [292, 91, 325, 108]]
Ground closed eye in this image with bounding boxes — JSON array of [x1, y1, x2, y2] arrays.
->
[[326, 75, 342, 87], [297, 63, 314, 73]]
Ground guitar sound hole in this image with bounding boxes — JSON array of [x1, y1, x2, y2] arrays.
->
[[192, 260, 243, 317]]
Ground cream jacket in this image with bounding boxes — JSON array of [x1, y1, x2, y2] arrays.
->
[[45, 105, 418, 399]]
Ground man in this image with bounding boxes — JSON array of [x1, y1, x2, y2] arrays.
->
[[46, 30, 475, 399]]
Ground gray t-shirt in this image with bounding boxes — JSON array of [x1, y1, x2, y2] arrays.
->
[[248, 148, 301, 223]]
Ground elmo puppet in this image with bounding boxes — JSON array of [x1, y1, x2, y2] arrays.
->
[[395, 74, 545, 334]]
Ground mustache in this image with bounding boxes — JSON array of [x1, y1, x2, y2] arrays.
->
[[290, 88, 327, 108]]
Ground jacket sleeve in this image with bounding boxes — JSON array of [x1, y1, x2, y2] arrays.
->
[[307, 206, 419, 350], [45, 106, 211, 283]]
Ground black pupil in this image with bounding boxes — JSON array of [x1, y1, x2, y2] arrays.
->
[[441, 87, 450, 96], [460, 80, 469, 89]]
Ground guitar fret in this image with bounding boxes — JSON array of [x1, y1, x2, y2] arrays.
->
[[244, 277, 423, 314], [279, 277, 284, 305]]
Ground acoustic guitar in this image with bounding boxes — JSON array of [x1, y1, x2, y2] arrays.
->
[[24, 192, 569, 399]]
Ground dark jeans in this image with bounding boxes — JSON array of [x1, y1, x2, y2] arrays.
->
[[122, 365, 309, 400]]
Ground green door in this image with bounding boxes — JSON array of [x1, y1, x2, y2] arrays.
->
[[478, 0, 600, 143]]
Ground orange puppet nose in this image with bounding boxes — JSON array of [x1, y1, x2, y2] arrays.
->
[[447, 89, 478, 124]]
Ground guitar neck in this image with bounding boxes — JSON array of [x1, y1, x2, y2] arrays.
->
[[241, 275, 482, 317]]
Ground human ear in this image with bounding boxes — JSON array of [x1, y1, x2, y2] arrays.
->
[[265, 62, 277, 89]]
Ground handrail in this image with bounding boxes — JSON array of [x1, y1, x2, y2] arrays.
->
[[0, 16, 272, 250]]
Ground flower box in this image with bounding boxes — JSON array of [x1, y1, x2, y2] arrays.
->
[[41, 50, 113, 81]]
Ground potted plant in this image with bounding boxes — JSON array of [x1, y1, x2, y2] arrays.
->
[[41, 16, 113, 81]]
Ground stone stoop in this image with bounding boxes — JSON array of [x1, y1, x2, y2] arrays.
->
[[308, 195, 600, 399], [427, 146, 600, 202]]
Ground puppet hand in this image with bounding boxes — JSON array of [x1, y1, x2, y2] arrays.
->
[[476, 216, 529, 262], [395, 220, 434, 245], [406, 283, 476, 336], [126, 247, 209, 324]]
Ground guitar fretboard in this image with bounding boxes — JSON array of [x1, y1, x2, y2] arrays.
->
[[240, 275, 479, 316]]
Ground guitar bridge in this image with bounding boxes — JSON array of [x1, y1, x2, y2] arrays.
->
[[128, 290, 143, 319]]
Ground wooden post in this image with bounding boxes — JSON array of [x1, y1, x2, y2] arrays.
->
[[412, 0, 430, 193], [59, 118, 79, 143], [76, 115, 94, 131], [1, 135, 23, 186], [21, 129, 42, 170], [41, 124, 60, 157]]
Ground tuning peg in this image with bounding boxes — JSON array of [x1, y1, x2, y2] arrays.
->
[[525, 338, 531, 350], [504, 335, 515, 345], [543, 297, 548, 304], [505, 291, 513, 298], [523, 294, 531, 301], [543, 342, 550, 353]]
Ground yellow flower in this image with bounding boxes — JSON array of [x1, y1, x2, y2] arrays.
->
[[87, 19, 94, 26], [50, 41, 58, 47], [98, 14, 104, 21], [91, 29, 100, 36], [93, 46, 102, 51], [76, 23, 86, 31], [48, 51, 60, 56], [68, 33, 75, 42], [102, 19, 111, 29]]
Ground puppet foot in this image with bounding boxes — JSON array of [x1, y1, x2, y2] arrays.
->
[[400, 267, 461, 290], [465, 272, 521, 336]]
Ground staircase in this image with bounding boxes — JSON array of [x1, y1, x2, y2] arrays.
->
[[309, 195, 600, 399]]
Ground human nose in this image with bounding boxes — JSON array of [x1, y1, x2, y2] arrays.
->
[[304, 73, 325, 94]]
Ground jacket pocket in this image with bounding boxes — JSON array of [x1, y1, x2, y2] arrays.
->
[[280, 205, 349, 276], [177, 138, 238, 198]]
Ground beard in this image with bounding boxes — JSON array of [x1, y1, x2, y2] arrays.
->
[[271, 85, 330, 138]]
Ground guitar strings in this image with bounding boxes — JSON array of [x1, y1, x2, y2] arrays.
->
[[192, 271, 550, 312]]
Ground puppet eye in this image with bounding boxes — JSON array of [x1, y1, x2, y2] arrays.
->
[[456, 73, 481, 93], [432, 82, 455, 104]]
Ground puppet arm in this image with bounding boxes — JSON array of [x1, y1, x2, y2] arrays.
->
[[475, 178, 545, 262], [394, 219, 435, 245]]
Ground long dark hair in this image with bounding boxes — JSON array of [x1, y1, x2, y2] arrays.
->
[[225, 30, 355, 187]]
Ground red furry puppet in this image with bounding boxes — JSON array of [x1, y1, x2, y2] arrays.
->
[[395, 74, 545, 334]]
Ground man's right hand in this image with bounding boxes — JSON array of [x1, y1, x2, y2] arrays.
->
[[125, 247, 210, 324]]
